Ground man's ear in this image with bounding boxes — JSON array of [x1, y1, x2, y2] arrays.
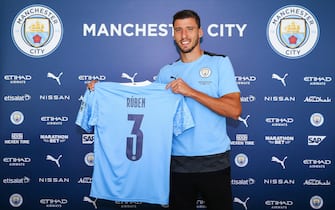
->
[[199, 27, 204, 38]]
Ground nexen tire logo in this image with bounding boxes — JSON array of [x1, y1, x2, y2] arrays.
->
[[11, 4, 63, 58]]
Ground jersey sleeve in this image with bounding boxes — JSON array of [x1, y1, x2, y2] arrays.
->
[[75, 89, 95, 133], [173, 97, 195, 136], [218, 56, 240, 96]]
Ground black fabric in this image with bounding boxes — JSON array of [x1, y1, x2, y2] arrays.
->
[[169, 167, 233, 210]]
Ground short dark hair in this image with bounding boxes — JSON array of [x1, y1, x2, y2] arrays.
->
[[173, 10, 201, 28]]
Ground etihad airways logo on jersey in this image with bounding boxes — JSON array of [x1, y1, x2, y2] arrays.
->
[[83, 23, 247, 38]]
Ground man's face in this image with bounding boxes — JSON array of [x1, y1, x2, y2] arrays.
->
[[173, 18, 203, 54]]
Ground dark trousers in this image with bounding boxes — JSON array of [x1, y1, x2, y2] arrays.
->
[[169, 167, 232, 210]]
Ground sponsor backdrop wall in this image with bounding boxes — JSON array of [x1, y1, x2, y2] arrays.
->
[[1, 0, 334, 209]]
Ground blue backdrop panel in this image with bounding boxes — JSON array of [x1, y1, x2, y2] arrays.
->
[[1, 0, 334, 210]]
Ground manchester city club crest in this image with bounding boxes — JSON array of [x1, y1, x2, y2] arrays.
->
[[267, 5, 319, 59], [11, 4, 63, 58], [280, 18, 306, 49], [24, 18, 50, 48]]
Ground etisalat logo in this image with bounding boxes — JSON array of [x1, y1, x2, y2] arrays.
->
[[267, 5, 319, 59], [11, 4, 63, 58]]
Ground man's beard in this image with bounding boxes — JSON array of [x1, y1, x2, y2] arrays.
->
[[177, 38, 199, 54]]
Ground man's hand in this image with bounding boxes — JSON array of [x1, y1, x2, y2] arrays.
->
[[87, 80, 99, 91], [166, 78, 194, 97]]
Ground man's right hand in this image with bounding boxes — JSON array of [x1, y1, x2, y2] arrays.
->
[[87, 80, 99, 91]]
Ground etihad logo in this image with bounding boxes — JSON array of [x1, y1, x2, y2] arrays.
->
[[235, 76, 256, 85], [265, 117, 294, 127], [4, 94, 31, 102], [41, 116, 68, 125], [40, 198, 68, 208], [265, 200, 293, 208], [234, 197, 249, 210], [303, 159, 331, 169], [304, 76, 332, 86], [4, 133, 30, 145], [265, 136, 294, 145], [4, 74, 32, 84], [304, 179, 331, 186], [78, 75, 106, 83], [304, 96, 331, 103], [231, 134, 255, 146], [11, 4, 63, 58], [47, 72, 63, 85], [308, 136, 326, 146], [272, 73, 288, 86], [240, 95, 256, 103], [40, 134, 68, 143], [264, 96, 295, 102], [3, 157, 31, 167]]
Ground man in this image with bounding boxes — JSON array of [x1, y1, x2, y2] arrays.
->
[[155, 9, 242, 210]]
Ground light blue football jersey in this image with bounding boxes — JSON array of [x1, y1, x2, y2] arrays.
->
[[156, 52, 240, 156], [76, 82, 194, 205]]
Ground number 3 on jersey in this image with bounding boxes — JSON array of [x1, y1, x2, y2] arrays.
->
[[126, 114, 144, 161]]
